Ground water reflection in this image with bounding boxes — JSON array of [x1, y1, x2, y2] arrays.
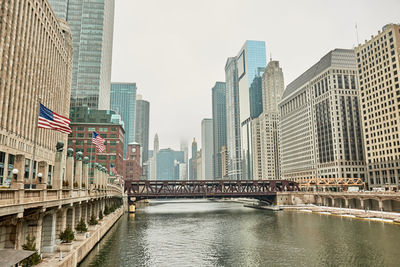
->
[[80, 200, 400, 267]]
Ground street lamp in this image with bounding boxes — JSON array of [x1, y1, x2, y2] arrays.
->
[[12, 169, 18, 181], [38, 172, 43, 184]]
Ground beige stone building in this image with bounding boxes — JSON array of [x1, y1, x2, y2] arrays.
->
[[0, 0, 73, 186], [355, 24, 400, 189], [252, 61, 284, 180]]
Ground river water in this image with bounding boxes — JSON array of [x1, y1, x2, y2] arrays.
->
[[79, 199, 400, 267]]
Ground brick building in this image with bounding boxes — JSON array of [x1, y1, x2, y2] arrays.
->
[[68, 107, 125, 181], [124, 143, 142, 181]]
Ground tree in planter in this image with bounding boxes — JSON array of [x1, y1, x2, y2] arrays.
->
[[59, 226, 74, 243], [98, 209, 103, 220], [21, 234, 41, 266], [89, 214, 98, 225], [75, 218, 88, 233]]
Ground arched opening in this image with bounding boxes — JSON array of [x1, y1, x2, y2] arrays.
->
[[74, 206, 81, 226], [0, 223, 16, 249], [334, 198, 345, 208], [354, 199, 362, 209], [391, 200, 400, 212]]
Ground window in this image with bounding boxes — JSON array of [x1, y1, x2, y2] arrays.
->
[[0, 152, 5, 184], [48, 165, 52, 185], [76, 133, 84, 138], [24, 159, 31, 179], [109, 141, 116, 146], [99, 128, 108, 132], [110, 134, 117, 138], [110, 155, 116, 160], [98, 155, 107, 160], [7, 154, 15, 181], [111, 127, 117, 131], [77, 127, 84, 131], [88, 127, 96, 132], [75, 140, 84, 146]]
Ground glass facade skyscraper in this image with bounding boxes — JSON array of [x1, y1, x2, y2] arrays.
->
[[110, 83, 137, 158], [156, 149, 184, 180], [225, 57, 242, 180], [134, 96, 150, 166], [212, 82, 227, 179], [237, 41, 267, 180], [48, 0, 115, 110]]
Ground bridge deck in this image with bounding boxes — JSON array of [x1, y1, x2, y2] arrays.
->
[[125, 180, 299, 199]]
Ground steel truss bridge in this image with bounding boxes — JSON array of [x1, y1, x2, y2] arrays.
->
[[125, 180, 299, 201]]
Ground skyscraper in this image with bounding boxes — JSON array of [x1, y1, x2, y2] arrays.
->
[[237, 41, 267, 179], [225, 57, 242, 180], [249, 71, 264, 119], [279, 49, 365, 183], [110, 83, 137, 158], [48, 0, 115, 109], [355, 24, 400, 189], [134, 95, 150, 166], [190, 138, 198, 180], [156, 148, 184, 180], [212, 82, 227, 179], [180, 140, 189, 180], [150, 134, 159, 180], [201, 119, 214, 180], [252, 61, 284, 180]]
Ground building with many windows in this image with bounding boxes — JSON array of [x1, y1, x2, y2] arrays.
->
[[252, 61, 284, 180], [110, 82, 137, 158], [48, 0, 115, 109], [134, 95, 150, 166], [279, 49, 365, 183], [212, 82, 227, 179], [225, 57, 242, 180], [156, 149, 184, 180], [68, 107, 125, 182], [0, 0, 73, 186], [355, 24, 400, 189], [201, 119, 214, 180], [236, 41, 267, 180], [124, 143, 142, 181]]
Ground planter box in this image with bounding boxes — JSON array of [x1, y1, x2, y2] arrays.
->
[[75, 232, 87, 241], [58, 242, 73, 252]]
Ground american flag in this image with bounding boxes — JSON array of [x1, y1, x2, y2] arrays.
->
[[38, 104, 72, 134], [92, 132, 106, 153], [110, 164, 118, 175]]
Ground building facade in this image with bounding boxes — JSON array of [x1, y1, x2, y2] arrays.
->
[[156, 148, 184, 180], [124, 143, 142, 181], [212, 82, 227, 179], [48, 0, 115, 109], [68, 107, 125, 182], [236, 41, 267, 180], [110, 82, 137, 158], [0, 0, 73, 186], [180, 140, 189, 180], [201, 119, 214, 180], [134, 95, 150, 166], [355, 24, 400, 189], [189, 138, 198, 180], [252, 61, 285, 180], [225, 57, 242, 180], [279, 49, 366, 183]]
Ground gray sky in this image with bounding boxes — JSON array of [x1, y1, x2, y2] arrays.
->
[[111, 0, 400, 152]]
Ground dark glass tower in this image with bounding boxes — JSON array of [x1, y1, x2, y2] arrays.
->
[[212, 82, 227, 179]]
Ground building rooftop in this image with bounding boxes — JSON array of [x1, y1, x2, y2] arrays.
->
[[282, 48, 356, 99]]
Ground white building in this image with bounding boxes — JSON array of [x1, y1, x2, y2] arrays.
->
[[201, 119, 214, 180]]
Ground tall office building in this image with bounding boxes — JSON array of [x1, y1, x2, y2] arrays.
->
[[249, 71, 264, 119], [355, 24, 400, 189], [156, 148, 184, 180], [180, 140, 189, 179], [150, 134, 159, 180], [252, 61, 284, 180], [189, 138, 198, 180], [279, 49, 365, 183], [201, 119, 214, 180], [212, 82, 227, 179], [48, 0, 115, 109], [110, 83, 137, 158], [225, 57, 242, 180], [236, 41, 267, 179], [0, 0, 73, 186], [134, 95, 150, 166]]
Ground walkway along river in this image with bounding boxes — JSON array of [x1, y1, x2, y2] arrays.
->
[[79, 199, 400, 267]]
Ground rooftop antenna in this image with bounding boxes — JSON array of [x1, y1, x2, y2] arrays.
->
[[355, 23, 360, 45]]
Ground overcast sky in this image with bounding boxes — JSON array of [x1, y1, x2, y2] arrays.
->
[[111, 0, 400, 152]]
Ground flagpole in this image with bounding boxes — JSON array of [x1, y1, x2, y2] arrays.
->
[[30, 97, 41, 189]]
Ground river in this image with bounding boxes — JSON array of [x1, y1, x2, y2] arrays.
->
[[79, 199, 400, 267]]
